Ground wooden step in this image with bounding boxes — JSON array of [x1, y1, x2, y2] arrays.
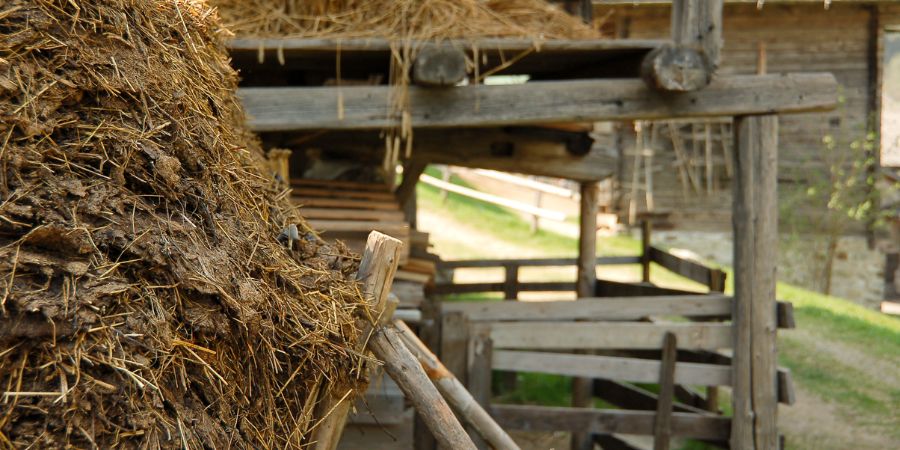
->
[[291, 187, 396, 201], [301, 207, 406, 222], [293, 197, 401, 210]]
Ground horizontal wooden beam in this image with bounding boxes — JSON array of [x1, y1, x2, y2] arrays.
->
[[487, 322, 732, 351], [239, 73, 838, 131], [228, 37, 665, 54], [432, 281, 575, 295], [442, 295, 731, 322], [438, 256, 640, 268], [491, 405, 731, 440], [299, 207, 405, 222], [649, 246, 723, 288], [492, 350, 731, 386]]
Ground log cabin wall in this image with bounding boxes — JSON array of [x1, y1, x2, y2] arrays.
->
[[597, 2, 876, 230]]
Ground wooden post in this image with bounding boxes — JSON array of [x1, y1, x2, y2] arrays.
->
[[641, 0, 723, 92], [312, 232, 402, 450], [571, 181, 599, 450], [369, 326, 477, 450], [641, 220, 652, 283], [414, 294, 441, 450], [503, 263, 519, 301], [653, 332, 677, 450], [441, 311, 469, 385], [412, 44, 467, 87], [731, 115, 779, 450]]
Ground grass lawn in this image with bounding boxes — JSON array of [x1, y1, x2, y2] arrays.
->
[[416, 168, 900, 449]]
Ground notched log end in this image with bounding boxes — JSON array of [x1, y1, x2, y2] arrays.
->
[[641, 45, 714, 92]]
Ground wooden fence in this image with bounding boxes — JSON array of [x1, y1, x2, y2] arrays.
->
[[431, 221, 796, 449]]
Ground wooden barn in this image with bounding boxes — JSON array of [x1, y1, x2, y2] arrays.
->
[[219, 1, 838, 448], [592, 0, 900, 310]]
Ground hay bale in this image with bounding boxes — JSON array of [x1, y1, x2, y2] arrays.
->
[[211, 0, 600, 40], [0, 1, 367, 448]]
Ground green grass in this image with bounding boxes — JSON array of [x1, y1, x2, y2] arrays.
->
[[417, 168, 900, 447]]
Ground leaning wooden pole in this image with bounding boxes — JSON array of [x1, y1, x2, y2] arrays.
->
[[731, 115, 779, 450], [312, 232, 403, 450], [370, 325, 477, 450], [393, 319, 520, 450], [571, 181, 599, 450]]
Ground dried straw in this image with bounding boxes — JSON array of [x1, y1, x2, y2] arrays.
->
[[0, 1, 367, 448], [211, 0, 600, 40]]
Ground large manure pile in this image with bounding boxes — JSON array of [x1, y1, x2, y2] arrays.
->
[[0, 0, 367, 447], [212, 0, 600, 40]]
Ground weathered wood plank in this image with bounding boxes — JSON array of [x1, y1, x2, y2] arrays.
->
[[441, 295, 732, 322], [491, 405, 731, 440], [438, 256, 640, 268], [308, 220, 409, 234], [731, 115, 780, 449], [649, 246, 721, 289], [238, 73, 838, 131], [573, 181, 601, 450], [299, 207, 405, 222], [432, 281, 576, 295], [492, 350, 731, 386], [228, 37, 664, 54], [291, 187, 396, 201], [654, 333, 678, 450], [292, 197, 401, 210], [595, 279, 705, 297], [489, 322, 732, 351]]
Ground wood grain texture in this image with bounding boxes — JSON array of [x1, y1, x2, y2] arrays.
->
[[441, 295, 732, 322], [491, 405, 730, 440], [489, 322, 732, 351], [653, 333, 678, 450], [238, 73, 838, 131], [492, 350, 731, 386]]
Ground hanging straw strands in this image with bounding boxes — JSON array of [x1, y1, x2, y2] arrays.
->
[[211, 0, 602, 172]]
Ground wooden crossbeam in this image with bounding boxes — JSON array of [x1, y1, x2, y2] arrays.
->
[[238, 73, 838, 131], [487, 322, 732, 351], [442, 295, 732, 322], [492, 350, 731, 386], [491, 405, 730, 440]]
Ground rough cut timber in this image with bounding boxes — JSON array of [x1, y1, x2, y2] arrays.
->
[[642, 0, 723, 91], [239, 73, 838, 131]]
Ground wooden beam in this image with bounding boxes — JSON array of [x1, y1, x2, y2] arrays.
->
[[592, 380, 712, 416], [238, 73, 838, 131], [292, 197, 400, 210], [228, 37, 664, 54], [491, 405, 731, 440], [438, 256, 640, 268], [649, 246, 721, 288], [492, 350, 731, 386], [413, 44, 467, 87], [488, 322, 732, 351], [396, 160, 428, 207], [299, 208, 405, 222], [731, 115, 779, 450], [441, 295, 732, 322]]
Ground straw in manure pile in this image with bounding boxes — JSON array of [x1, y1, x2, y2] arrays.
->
[[0, 0, 368, 447]]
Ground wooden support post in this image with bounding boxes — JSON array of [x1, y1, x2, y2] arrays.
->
[[641, 220, 652, 283], [441, 311, 469, 384], [641, 0, 723, 92], [394, 321, 519, 450], [504, 264, 519, 300], [571, 181, 599, 450], [396, 160, 428, 207], [370, 325, 477, 450], [732, 115, 779, 450], [312, 232, 402, 450], [654, 332, 677, 450]]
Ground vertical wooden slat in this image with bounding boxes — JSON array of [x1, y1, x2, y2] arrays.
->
[[571, 181, 600, 450], [441, 311, 469, 385], [670, 0, 724, 69], [641, 220, 652, 283], [414, 295, 441, 450], [732, 115, 780, 450], [504, 264, 519, 300], [653, 332, 678, 450], [467, 328, 494, 450]]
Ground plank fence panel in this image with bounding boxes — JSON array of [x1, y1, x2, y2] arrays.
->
[[492, 350, 731, 386], [490, 405, 731, 440], [489, 322, 732, 351], [442, 295, 732, 322]]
